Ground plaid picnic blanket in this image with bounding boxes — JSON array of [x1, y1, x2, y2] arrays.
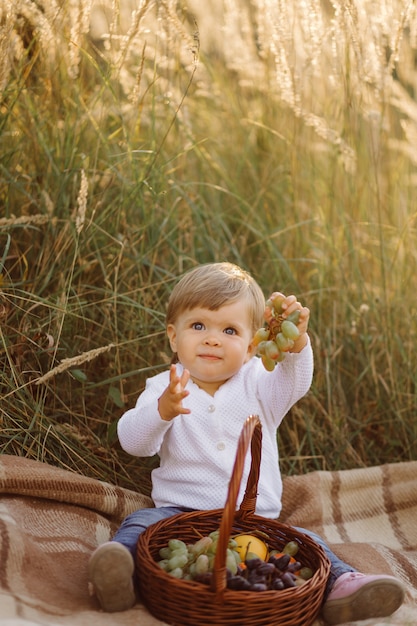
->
[[0, 454, 416, 625]]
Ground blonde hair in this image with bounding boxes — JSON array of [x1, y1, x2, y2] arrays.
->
[[166, 262, 265, 333]]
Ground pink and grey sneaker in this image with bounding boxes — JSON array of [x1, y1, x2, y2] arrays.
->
[[88, 541, 136, 612], [321, 571, 406, 625]]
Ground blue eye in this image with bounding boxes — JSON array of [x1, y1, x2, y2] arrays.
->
[[224, 327, 237, 335], [192, 322, 204, 330]]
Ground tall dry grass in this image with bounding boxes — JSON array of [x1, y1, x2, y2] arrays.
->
[[1, 0, 417, 492]]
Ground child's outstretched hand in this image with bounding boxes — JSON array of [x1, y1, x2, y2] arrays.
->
[[265, 292, 310, 353], [158, 364, 191, 421]]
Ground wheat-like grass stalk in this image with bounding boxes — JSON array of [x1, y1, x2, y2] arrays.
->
[[115, 0, 154, 72], [0, 214, 52, 227], [222, 0, 261, 75], [75, 168, 88, 234], [68, 0, 93, 79], [8, 0, 58, 65], [160, 0, 199, 59], [0, 2, 15, 93], [35, 343, 115, 385]]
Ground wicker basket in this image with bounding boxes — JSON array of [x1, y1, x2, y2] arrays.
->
[[136, 414, 330, 626]]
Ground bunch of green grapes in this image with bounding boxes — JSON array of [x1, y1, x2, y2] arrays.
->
[[156, 530, 241, 581], [253, 294, 301, 371]]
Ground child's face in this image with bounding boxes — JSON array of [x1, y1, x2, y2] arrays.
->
[[167, 300, 256, 395]]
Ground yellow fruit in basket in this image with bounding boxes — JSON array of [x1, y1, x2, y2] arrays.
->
[[233, 534, 268, 561]]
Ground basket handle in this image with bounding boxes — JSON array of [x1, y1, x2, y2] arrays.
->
[[211, 414, 262, 601]]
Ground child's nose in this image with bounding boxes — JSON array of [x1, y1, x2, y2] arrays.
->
[[204, 333, 221, 345]]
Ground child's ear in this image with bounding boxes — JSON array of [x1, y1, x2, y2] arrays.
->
[[167, 324, 177, 352], [245, 340, 258, 362]]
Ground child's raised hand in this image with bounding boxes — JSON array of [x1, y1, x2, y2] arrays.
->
[[158, 364, 191, 421]]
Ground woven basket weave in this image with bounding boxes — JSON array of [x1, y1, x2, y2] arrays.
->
[[136, 414, 330, 626]]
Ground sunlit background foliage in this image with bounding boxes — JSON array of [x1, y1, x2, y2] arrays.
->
[[1, 0, 417, 493]]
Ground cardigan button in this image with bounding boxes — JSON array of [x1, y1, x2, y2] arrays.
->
[[217, 442, 225, 451], [208, 404, 215, 413]]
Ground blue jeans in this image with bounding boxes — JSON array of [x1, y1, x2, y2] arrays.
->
[[293, 525, 356, 596], [113, 507, 356, 597]]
